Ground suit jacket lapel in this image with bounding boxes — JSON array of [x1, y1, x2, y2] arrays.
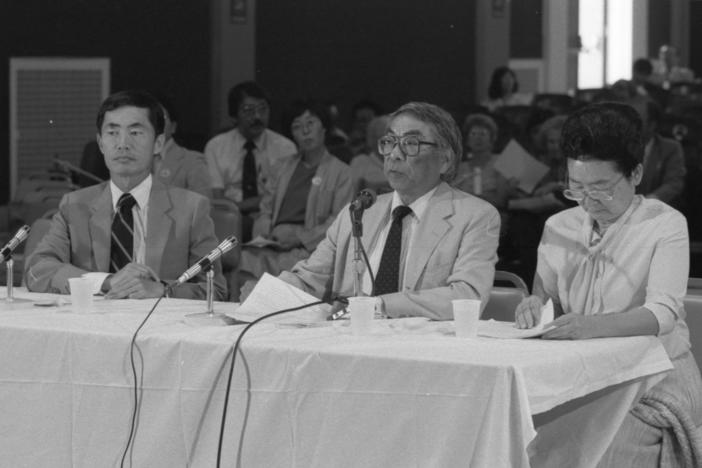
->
[[403, 183, 453, 289], [89, 184, 113, 272], [145, 181, 173, 273], [271, 156, 297, 225]]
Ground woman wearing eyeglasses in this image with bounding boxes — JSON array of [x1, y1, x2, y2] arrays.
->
[[237, 99, 353, 291], [516, 102, 702, 465]]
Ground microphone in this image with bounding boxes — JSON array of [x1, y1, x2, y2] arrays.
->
[[172, 235, 238, 286], [1, 225, 31, 263], [350, 189, 376, 212]]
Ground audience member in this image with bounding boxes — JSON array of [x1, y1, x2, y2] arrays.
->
[[242, 101, 500, 320], [631, 57, 669, 109], [323, 100, 354, 164], [453, 114, 513, 212], [349, 115, 392, 194], [25, 90, 226, 300], [481, 66, 533, 112], [631, 99, 686, 207], [153, 95, 212, 198], [204, 81, 297, 237], [516, 101, 701, 465], [650, 44, 695, 88], [237, 99, 353, 287], [347, 99, 383, 156]]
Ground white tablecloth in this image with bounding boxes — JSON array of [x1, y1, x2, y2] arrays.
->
[[0, 288, 673, 467]]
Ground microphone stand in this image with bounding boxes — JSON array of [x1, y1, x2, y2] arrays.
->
[[184, 266, 238, 325], [350, 208, 365, 297], [3, 255, 30, 304]]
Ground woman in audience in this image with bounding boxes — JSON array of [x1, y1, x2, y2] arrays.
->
[[516, 102, 702, 465], [453, 113, 513, 211], [481, 66, 533, 112], [349, 115, 392, 194], [238, 99, 353, 286]]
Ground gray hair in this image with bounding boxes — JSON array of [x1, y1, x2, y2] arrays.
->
[[390, 102, 462, 182]]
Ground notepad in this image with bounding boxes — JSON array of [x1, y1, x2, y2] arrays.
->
[[478, 299, 555, 339]]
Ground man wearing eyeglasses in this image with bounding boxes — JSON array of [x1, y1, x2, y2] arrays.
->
[[204, 81, 297, 239], [256, 101, 501, 320]]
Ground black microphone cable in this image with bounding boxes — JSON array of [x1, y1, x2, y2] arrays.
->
[[120, 290, 168, 468], [215, 299, 328, 468]]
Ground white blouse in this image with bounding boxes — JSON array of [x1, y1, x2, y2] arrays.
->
[[536, 195, 691, 359]]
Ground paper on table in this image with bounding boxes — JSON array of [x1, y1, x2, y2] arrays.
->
[[493, 139, 550, 194], [233, 273, 330, 323], [244, 235, 282, 249], [478, 298, 555, 339]]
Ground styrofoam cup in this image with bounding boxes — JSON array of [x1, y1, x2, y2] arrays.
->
[[348, 296, 378, 335], [68, 277, 94, 313], [452, 299, 481, 338]]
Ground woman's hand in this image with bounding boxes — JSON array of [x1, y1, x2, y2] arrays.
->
[[541, 314, 600, 340], [515, 295, 544, 329]]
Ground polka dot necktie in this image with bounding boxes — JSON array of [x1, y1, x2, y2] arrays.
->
[[373, 205, 413, 295], [110, 193, 137, 273]]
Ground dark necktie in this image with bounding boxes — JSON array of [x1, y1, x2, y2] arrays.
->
[[110, 193, 137, 273], [373, 205, 413, 295], [242, 140, 258, 199]]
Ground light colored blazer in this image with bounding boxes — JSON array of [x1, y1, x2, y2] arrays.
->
[[279, 182, 501, 320], [253, 150, 353, 250], [25, 179, 227, 300], [155, 140, 212, 199]]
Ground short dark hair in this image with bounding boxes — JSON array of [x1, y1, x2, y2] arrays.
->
[[488, 66, 519, 100], [560, 102, 643, 177], [283, 99, 332, 135], [227, 81, 271, 118], [633, 58, 653, 76], [96, 89, 165, 135]]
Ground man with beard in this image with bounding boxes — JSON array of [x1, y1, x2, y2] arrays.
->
[[204, 81, 297, 240]]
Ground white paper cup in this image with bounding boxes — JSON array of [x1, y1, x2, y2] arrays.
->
[[348, 296, 377, 335], [68, 277, 94, 313], [452, 299, 481, 338]]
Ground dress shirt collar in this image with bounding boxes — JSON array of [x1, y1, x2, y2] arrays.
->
[[235, 127, 267, 151], [110, 174, 152, 210], [390, 185, 439, 222]]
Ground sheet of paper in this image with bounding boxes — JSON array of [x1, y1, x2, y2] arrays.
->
[[478, 298, 555, 339], [493, 139, 550, 194], [244, 236, 282, 249], [232, 273, 330, 323]]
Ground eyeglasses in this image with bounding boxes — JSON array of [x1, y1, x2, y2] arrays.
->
[[563, 174, 625, 201], [377, 134, 439, 157], [240, 103, 269, 117]]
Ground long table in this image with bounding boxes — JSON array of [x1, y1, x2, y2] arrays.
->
[[0, 288, 672, 467]]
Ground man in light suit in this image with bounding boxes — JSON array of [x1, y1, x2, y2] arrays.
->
[[25, 90, 226, 300], [243, 102, 500, 320]]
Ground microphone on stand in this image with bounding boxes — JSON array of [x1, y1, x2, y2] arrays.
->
[[1, 225, 31, 263], [350, 189, 377, 213], [171, 236, 238, 287]]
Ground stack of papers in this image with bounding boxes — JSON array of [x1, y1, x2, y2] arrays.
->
[[233, 273, 330, 324], [478, 299, 555, 339], [493, 139, 550, 194]]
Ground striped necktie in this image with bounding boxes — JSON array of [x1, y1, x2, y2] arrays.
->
[[373, 205, 413, 295], [110, 193, 137, 272]]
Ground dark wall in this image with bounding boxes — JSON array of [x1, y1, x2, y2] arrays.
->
[[0, 0, 211, 204], [648, 0, 671, 58], [256, 0, 477, 134], [689, 1, 702, 77], [510, 0, 542, 59]]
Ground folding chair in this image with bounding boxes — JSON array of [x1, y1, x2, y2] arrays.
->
[[482, 270, 529, 322]]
